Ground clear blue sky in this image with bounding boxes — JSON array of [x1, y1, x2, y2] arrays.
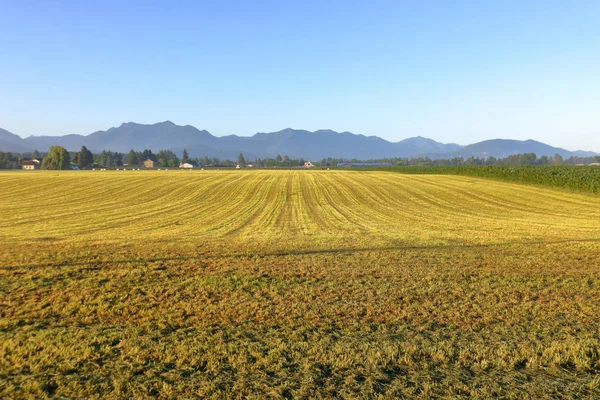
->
[[1, 0, 599, 151]]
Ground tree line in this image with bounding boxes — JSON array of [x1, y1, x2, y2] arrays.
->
[[348, 153, 600, 167], [0, 146, 184, 170], [1, 147, 599, 170]]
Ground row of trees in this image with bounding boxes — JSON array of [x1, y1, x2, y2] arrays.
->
[[0, 152, 21, 169], [235, 153, 312, 168], [236, 153, 600, 168], [126, 149, 181, 168], [345, 153, 600, 167], [2, 147, 600, 170], [43, 145, 94, 170]]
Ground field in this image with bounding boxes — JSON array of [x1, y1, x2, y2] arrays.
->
[[372, 165, 600, 194], [1, 170, 600, 398]]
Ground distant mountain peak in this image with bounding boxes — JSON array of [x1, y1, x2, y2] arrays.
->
[[1, 122, 597, 160], [314, 129, 336, 134]]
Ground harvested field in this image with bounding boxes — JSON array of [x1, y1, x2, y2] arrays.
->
[[1, 170, 600, 398]]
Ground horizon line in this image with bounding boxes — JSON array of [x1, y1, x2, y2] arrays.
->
[[2, 120, 598, 153]]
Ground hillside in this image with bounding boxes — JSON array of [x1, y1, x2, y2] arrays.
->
[[436, 139, 597, 159], [1, 122, 596, 160], [0, 128, 31, 153]]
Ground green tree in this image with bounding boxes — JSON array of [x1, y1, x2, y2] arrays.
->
[[127, 149, 138, 165], [112, 152, 123, 167], [182, 149, 190, 163], [485, 156, 497, 165], [78, 145, 93, 168], [237, 153, 245, 167], [0, 152, 19, 169], [157, 149, 179, 168], [553, 153, 564, 165], [141, 149, 156, 162], [42, 146, 70, 170]]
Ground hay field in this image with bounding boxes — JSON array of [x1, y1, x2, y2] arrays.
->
[[1, 170, 600, 398]]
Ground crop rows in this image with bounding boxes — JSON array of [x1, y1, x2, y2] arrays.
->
[[1, 170, 599, 245], [369, 165, 600, 193], [1, 170, 600, 398]]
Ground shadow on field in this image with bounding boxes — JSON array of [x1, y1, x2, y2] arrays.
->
[[5, 237, 600, 270]]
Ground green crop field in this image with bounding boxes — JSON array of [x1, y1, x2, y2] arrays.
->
[[372, 165, 600, 194], [1, 170, 600, 398]]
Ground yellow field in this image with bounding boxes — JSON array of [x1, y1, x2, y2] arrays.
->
[[1, 170, 600, 398], [2, 170, 599, 245]]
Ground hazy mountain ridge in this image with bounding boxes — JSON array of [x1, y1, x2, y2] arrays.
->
[[431, 139, 598, 159], [0, 128, 32, 153], [0, 122, 596, 160]]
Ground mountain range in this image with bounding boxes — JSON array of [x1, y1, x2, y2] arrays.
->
[[0, 121, 597, 160]]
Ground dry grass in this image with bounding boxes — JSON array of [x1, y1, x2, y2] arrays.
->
[[1, 170, 599, 398]]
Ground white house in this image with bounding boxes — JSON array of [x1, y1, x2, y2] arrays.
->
[[304, 161, 314, 168], [22, 160, 38, 170], [179, 163, 194, 169]]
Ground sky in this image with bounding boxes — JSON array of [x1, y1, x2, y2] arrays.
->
[[1, 0, 599, 151]]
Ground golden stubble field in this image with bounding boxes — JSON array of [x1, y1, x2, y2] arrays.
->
[[1, 170, 599, 398]]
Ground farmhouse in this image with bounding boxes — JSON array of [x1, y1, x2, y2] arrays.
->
[[304, 161, 314, 168], [179, 163, 194, 169], [143, 159, 155, 168], [22, 160, 39, 170]]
